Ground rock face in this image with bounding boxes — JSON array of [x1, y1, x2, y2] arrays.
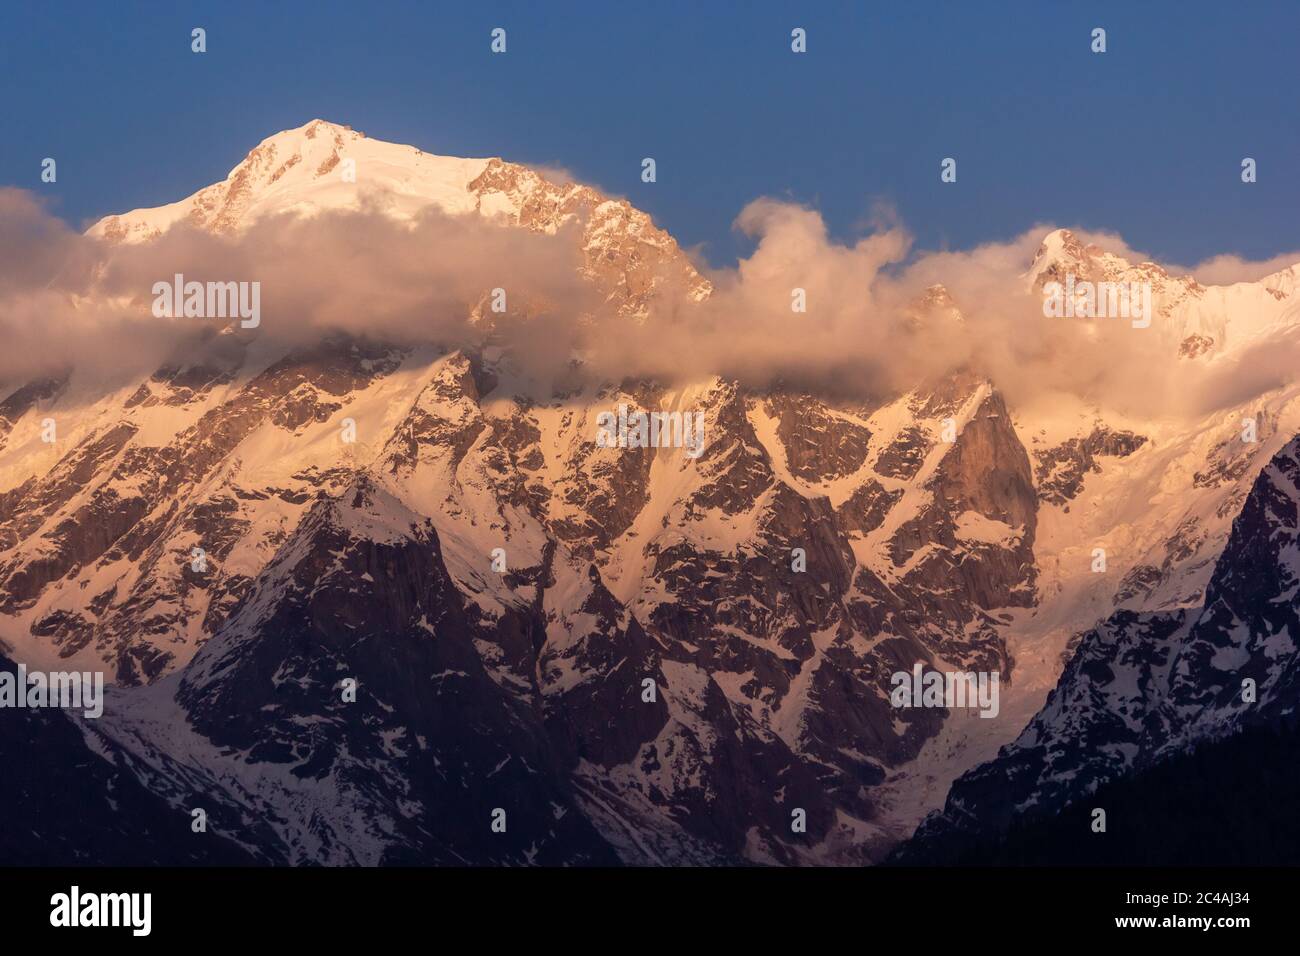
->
[[0, 335, 403, 684], [1033, 425, 1147, 506], [172, 478, 620, 865], [3, 122, 1300, 866], [466, 158, 713, 314], [0, 326, 1045, 863]]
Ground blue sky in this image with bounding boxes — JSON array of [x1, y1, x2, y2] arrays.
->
[[3, 0, 1297, 267]]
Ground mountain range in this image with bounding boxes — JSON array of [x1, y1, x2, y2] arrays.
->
[[2, 120, 1298, 865]]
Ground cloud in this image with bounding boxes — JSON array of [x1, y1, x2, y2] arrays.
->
[[582, 207, 1180, 416], [1175, 251, 1300, 287], [590, 205, 1300, 419], [1, 187, 1298, 424], [0, 193, 599, 390]]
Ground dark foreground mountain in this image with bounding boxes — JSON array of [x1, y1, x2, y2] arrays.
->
[[896, 435, 1300, 864], [891, 720, 1300, 866], [0, 651, 260, 866]]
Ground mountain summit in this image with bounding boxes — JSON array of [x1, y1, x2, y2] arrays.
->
[[91, 120, 493, 240], [89, 119, 710, 312]]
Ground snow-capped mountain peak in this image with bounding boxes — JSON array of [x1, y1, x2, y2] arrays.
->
[[1025, 227, 1300, 354], [87, 119, 711, 311], [89, 119, 497, 242], [1027, 227, 1187, 294], [1030, 228, 1124, 280]]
